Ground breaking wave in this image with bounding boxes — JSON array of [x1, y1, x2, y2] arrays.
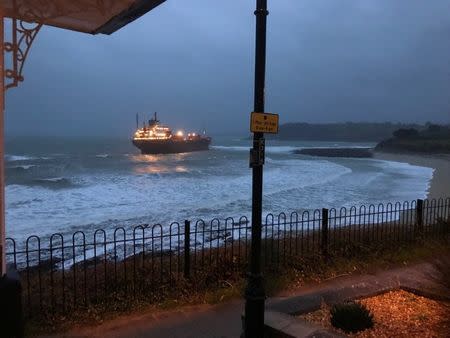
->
[[211, 145, 298, 153], [30, 177, 75, 189]]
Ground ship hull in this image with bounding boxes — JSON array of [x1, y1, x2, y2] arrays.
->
[[132, 138, 211, 154]]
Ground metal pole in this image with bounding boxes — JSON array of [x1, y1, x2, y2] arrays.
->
[[0, 14, 6, 277], [244, 0, 268, 336]]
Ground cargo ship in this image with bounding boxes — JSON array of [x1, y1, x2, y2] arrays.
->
[[132, 113, 211, 154]]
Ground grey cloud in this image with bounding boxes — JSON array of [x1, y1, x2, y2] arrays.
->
[[5, 0, 450, 137]]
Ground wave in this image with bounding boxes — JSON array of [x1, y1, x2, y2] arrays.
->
[[372, 159, 432, 174], [5, 155, 38, 162], [5, 145, 434, 243], [211, 145, 298, 153], [266, 146, 298, 153], [9, 198, 43, 208], [95, 154, 109, 158], [31, 177, 75, 189], [5, 154, 52, 162], [298, 146, 374, 150], [211, 146, 247, 152], [371, 159, 433, 198], [8, 164, 37, 171]]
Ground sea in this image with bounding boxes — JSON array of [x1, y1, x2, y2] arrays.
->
[[5, 136, 433, 244]]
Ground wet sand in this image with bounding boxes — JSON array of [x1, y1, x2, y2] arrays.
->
[[374, 152, 450, 200]]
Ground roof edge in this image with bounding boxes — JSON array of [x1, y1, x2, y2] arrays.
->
[[93, 0, 166, 35]]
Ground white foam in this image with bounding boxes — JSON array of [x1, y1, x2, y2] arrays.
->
[[10, 165, 36, 170], [6, 155, 37, 162], [5, 158, 351, 240], [5, 151, 434, 245], [211, 145, 298, 153], [266, 146, 298, 153], [6, 154, 51, 161], [211, 146, 248, 152], [370, 159, 433, 200], [297, 146, 373, 149], [38, 177, 66, 183]]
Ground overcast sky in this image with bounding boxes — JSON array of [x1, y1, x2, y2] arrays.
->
[[5, 0, 450, 137]]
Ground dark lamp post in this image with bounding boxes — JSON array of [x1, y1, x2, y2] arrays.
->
[[244, 0, 269, 337]]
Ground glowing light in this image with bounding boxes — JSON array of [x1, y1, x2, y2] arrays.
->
[[133, 121, 203, 142]]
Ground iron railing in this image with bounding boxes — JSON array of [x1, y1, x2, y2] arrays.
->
[[5, 197, 450, 319]]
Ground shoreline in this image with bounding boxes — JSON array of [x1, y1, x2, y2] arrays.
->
[[374, 152, 450, 200], [294, 147, 373, 158]]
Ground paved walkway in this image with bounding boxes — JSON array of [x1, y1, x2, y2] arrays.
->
[[61, 260, 448, 338], [64, 301, 244, 338]]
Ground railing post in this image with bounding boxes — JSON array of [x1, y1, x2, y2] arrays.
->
[[184, 220, 191, 279], [321, 208, 329, 256], [416, 199, 424, 237]]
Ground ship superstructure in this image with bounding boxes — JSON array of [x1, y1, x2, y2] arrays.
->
[[132, 113, 211, 154]]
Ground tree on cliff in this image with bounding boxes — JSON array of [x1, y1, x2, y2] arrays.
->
[[392, 128, 419, 139]]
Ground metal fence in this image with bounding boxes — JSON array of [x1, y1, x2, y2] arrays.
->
[[5, 198, 450, 319]]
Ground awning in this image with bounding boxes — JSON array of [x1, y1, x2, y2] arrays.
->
[[1, 0, 166, 34]]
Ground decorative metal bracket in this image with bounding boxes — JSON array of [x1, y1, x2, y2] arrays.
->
[[4, 19, 42, 91], [2, 0, 120, 92]]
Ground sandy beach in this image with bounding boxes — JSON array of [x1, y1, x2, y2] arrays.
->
[[374, 152, 450, 200]]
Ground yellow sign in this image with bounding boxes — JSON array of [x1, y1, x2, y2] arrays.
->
[[250, 112, 279, 134]]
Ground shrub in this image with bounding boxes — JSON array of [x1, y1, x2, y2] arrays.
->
[[330, 301, 374, 333], [393, 128, 419, 139]]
